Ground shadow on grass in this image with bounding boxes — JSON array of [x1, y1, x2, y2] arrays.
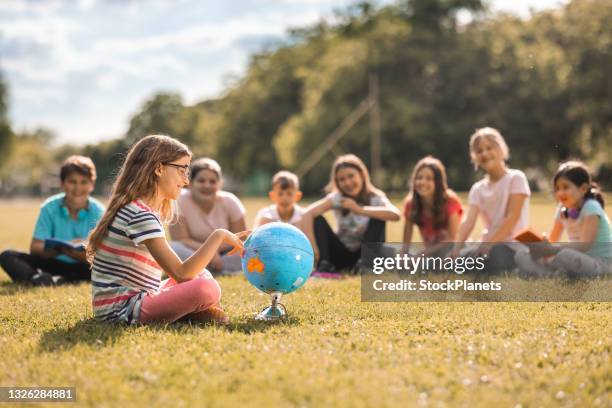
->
[[140, 314, 302, 335], [38, 318, 126, 353], [38, 314, 302, 353], [0, 280, 90, 296], [225, 315, 302, 334]]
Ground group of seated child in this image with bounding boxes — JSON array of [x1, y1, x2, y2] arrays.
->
[[0, 128, 609, 325]]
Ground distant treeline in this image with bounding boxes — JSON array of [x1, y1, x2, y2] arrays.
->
[[1, 0, 610, 196]]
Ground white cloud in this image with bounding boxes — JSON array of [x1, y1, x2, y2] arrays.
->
[[90, 10, 322, 55], [0, 15, 79, 43], [95, 71, 121, 90], [1, 59, 65, 84], [0, 0, 63, 16], [11, 83, 68, 107]]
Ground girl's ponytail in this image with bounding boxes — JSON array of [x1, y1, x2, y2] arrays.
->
[[586, 182, 605, 209]]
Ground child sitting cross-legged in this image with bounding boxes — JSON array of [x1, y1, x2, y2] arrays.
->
[[515, 161, 612, 277], [0, 155, 104, 286], [302, 154, 400, 276], [87, 135, 246, 325]]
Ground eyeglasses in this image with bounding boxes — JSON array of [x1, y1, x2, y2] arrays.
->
[[163, 162, 190, 177]]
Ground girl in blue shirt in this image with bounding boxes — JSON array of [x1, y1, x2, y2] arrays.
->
[[516, 161, 612, 277]]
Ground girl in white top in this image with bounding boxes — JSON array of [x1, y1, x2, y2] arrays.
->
[[452, 127, 531, 269]]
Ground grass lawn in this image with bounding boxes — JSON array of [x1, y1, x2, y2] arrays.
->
[[0, 196, 610, 407]]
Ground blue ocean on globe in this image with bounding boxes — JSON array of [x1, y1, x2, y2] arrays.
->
[[241, 222, 314, 294]]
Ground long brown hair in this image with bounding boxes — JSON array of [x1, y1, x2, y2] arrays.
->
[[404, 156, 458, 229], [325, 154, 383, 204], [86, 135, 191, 262]]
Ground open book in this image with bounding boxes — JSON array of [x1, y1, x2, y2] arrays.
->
[[513, 228, 544, 243], [44, 238, 86, 252]]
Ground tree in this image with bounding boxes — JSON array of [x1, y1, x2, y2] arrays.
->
[[124, 92, 202, 147], [7, 0, 610, 195], [214, 45, 304, 192], [104, 0, 612, 192], [1, 129, 56, 195], [0, 71, 14, 165]]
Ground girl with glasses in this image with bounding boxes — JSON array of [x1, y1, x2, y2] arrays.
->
[[87, 135, 245, 325]]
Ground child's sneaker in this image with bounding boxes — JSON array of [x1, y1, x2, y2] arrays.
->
[[31, 271, 65, 286]]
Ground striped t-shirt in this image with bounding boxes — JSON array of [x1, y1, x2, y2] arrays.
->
[[91, 200, 165, 324]]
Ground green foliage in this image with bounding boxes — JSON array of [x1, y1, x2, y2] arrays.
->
[[400, 0, 485, 30], [553, 0, 612, 168], [1, 0, 610, 195], [0, 72, 14, 166], [0, 129, 57, 195], [214, 46, 304, 186], [125, 93, 200, 147], [81, 93, 224, 194], [200, 0, 610, 193], [81, 138, 127, 194]]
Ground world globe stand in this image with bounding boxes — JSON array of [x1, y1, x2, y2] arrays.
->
[[241, 223, 314, 323], [255, 292, 287, 321]]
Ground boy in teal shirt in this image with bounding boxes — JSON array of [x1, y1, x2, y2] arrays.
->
[[0, 156, 104, 285]]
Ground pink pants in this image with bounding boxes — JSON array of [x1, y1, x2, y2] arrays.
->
[[139, 270, 221, 324]]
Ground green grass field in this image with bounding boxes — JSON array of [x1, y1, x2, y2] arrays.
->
[[0, 196, 610, 407]]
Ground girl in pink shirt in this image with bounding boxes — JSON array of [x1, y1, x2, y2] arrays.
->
[[169, 158, 247, 274]]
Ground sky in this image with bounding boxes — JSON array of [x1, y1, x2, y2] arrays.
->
[[0, 0, 567, 146]]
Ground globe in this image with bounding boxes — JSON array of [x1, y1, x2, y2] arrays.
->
[[242, 222, 314, 295]]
